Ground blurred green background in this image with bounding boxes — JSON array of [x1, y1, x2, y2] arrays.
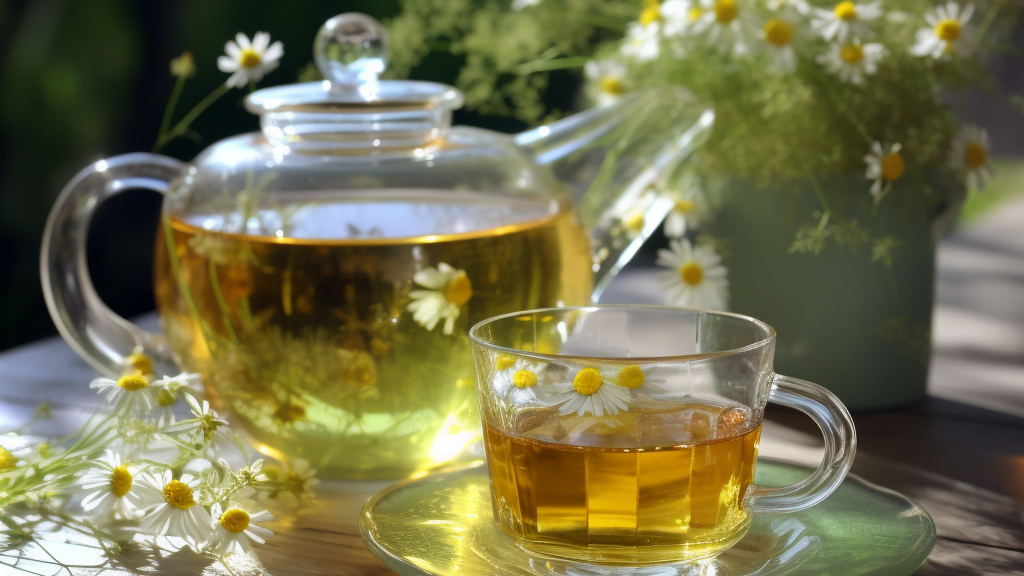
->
[[0, 0, 1022, 352]]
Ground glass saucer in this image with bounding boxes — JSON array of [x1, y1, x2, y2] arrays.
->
[[360, 459, 935, 576]]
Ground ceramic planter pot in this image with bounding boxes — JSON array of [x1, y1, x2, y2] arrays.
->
[[703, 176, 958, 411]]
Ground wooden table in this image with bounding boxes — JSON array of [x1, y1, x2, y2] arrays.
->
[[2, 201, 1023, 575]]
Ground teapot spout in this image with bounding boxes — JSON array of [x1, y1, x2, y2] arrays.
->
[[515, 88, 713, 301]]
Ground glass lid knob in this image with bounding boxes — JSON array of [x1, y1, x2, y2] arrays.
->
[[314, 13, 390, 87]]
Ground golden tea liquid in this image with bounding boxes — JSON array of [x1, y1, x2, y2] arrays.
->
[[483, 403, 761, 563], [153, 190, 592, 478]]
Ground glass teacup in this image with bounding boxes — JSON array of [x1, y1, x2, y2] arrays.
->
[[469, 306, 856, 565]]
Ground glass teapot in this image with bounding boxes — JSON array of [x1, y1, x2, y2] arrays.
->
[[41, 13, 713, 479]]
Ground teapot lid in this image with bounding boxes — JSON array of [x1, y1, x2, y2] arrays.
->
[[245, 13, 463, 114]]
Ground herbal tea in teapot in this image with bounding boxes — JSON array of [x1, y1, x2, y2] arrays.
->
[[42, 12, 711, 478], [155, 190, 591, 477]]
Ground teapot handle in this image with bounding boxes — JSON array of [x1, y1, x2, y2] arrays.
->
[[41, 153, 185, 378]]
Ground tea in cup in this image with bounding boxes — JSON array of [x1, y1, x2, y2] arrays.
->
[[469, 306, 856, 564]]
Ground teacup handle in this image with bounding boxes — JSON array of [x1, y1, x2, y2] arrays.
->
[[746, 374, 857, 514], [41, 153, 185, 378]]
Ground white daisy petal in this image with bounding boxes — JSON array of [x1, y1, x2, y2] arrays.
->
[[224, 41, 242, 59], [263, 41, 284, 63], [252, 32, 270, 52]]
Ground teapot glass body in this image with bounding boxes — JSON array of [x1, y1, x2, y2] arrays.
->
[[151, 129, 594, 478]]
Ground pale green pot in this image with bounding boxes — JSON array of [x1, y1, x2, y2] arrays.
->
[[703, 176, 955, 411]]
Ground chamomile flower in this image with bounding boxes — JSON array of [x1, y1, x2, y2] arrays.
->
[[584, 59, 629, 106], [226, 459, 270, 487], [622, 20, 661, 60], [948, 125, 992, 191], [614, 364, 679, 397], [407, 263, 473, 335], [492, 355, 542, 404], [165, 396, 231, 450], [550, 367, 632, 417], [816, 39, 885, 85], [864, 141, 906, 203], [691, 0, 757, 57], [123, 346, 154, 376], [155, 372, 203, 393], [208, 498, 274, 556], [656, 239, 729, 310], [621, 209, 648, 238], [761, 17, 799, 74], [217, 32, 283, 88], [80, 451, 142, 520], [136, 470, 213, 545], [811, 1, 882, 42], [150, 372, 202, 426], [663, 192, 704, 238], [91, 373, 155, 416], [911, 2, 974, 60], [599, 364, 670, 397], [262, 459, 320, 508]]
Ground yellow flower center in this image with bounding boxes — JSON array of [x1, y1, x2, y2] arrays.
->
[[840, 43, 864, 64], [200, 414, 224, 441], [117, 373, 149, 392], [496, 354, 517, 371], [219, 508, 252, 534], [618, 365, 646, 389], [674, 199, 695, 214], [600, 76, 627, 96], [0, 448, 17, 471], [623, 212, 645, 232], [513, 369, 538, 389], [156, 388, 177, 408], [640, 4, 661, 27], [764, 19, 794, 47], [935, 18, 962, 42], [679, 261, 704, 286], [443, 273, 473, 306], [834, 1, 857, 21], [881, 152, 905, 181], [125, 351, 153, 375], [110, 465, 133, 498], [573, 368, 603, 396], [689, 7, 704, 21], [162, 480, 196, 510], [714, 0, 739, 24], [239, 48, 262, 68], [965, 142, 987, 170]]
